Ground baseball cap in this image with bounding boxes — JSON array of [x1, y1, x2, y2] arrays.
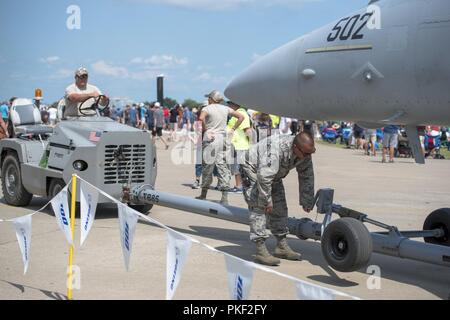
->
[[154, 102, 161, 107], [204, 90, 224, 103], [75, 67, 88, 77]]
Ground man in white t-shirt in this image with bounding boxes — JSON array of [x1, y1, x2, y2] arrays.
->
[[196, 90, 244, 205], [64, 67, 109, 117], [48, 107, 58, 125]]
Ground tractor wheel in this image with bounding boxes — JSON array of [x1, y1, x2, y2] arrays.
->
[[1, 154, 33, 206], [48, 179, 67, 199], [423, 208, 450, 246], [321, 218, 373, 272]]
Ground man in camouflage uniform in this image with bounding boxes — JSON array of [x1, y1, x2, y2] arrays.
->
[[196, 90, 244, 205], [241, 132, 316, 266]]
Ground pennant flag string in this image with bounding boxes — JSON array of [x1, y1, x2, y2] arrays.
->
[[0, 174, 360, 300], [74, 175, 360, 300]]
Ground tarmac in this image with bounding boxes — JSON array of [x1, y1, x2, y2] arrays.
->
[[1, 139, 450, 300]]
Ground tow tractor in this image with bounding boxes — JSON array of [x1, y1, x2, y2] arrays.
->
[[0, 95, 156, 213], [1, 95, 449, 272]]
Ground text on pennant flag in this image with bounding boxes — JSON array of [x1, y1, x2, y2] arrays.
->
[[13, 215, 32, 274], [166, 230, 192, 300], [224, 255, 255, 301], [80, 180, 99, 246], [50, 186, 73, 245]]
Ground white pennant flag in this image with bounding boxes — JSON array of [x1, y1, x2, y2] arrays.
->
[[224, 255, 255, 300], [296, 281, 335, 300], [80, 180, 99, 247], [166, 230, 192, 300], [50, 186, 73, 245], [118, 204, 138, 271], [13, 215, 32, 274]]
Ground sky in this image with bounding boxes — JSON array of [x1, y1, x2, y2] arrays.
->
[[0, 0, 368, 105]]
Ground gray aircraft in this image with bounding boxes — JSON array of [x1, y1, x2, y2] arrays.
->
[[225, 0, 450, 164]]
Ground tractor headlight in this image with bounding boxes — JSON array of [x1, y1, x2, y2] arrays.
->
[[73, 160, 88, 171]]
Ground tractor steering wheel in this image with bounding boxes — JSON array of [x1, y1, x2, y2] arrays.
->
[[78, 95, 110, 116]]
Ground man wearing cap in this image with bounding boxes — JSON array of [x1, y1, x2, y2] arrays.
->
[[241, 132, 316, 266], [64, 67, 109, 117], [196, 90, 245, 205]]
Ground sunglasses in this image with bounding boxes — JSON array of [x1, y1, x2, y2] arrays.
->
[[77, 75, 88, 79]]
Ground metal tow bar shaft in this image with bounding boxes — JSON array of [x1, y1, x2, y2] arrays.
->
[[131, 185, 322, 240]]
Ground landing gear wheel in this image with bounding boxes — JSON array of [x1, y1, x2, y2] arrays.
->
[[423, 208, 450, 246], [321, 218, 373, 272], [129, 204, 153, 215], [1, 154, 33, 206]]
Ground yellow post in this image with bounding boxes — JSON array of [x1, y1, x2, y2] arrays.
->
[[67, 174, 77, 300]]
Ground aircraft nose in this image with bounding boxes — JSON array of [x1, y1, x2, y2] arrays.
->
[[225, 39, 301, 115]]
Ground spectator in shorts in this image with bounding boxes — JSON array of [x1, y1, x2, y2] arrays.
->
[[353, 123, 365, 150], [147, 103, 155, 137], [364, 128, 378, 156], [153, 102, 169, 150], [169, 105, 179, 141], [382, 125, 400, 163]]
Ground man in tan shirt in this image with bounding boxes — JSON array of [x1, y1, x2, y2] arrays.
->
[[64, 67, 109, 117]]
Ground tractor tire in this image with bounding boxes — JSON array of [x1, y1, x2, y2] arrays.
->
[[321, 218, 373, 272], [48, 179, 67, 199], [1, 154, 33, 206], [423, 208, 450, 246]]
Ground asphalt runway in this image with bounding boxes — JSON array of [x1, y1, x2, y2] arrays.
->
[[1, 140, 450, 300]]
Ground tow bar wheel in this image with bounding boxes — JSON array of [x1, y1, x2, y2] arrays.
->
[[423, 208, 450, 246], [321, 218, 373, 272]]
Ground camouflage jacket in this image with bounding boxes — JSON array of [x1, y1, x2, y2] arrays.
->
[[249, 135, 315, 209]]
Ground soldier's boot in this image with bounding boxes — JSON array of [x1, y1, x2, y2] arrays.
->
[[254, 240, 280, 266], [196, 188, 208, 200], [274, 236, 302, 261], [220, 191, 229, 205]]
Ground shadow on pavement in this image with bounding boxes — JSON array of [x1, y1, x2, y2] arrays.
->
[[1, 280, 67, 300], [166, 225, 450, 299]]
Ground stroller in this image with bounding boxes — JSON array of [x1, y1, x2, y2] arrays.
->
[[396, 129, 413, 158], [321, 127, 338, 144], [424, 133, 445, 159]]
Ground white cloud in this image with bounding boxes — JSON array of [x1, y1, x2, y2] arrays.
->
[[194, 72, 212, 81], [131, 55, 188, 69], [136, 0, 318, 11], [49, 68, 73, 79], [91, 60, 129, 78], [40, 56, 61, 64], [194, 72, 228, 84]]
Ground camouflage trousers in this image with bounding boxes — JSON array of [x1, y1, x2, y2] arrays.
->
[[241, 166, 289, 242], [201, 138, 231, 191]]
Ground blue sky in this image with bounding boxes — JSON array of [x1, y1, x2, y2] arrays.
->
[[0, 0, 368, 104]]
